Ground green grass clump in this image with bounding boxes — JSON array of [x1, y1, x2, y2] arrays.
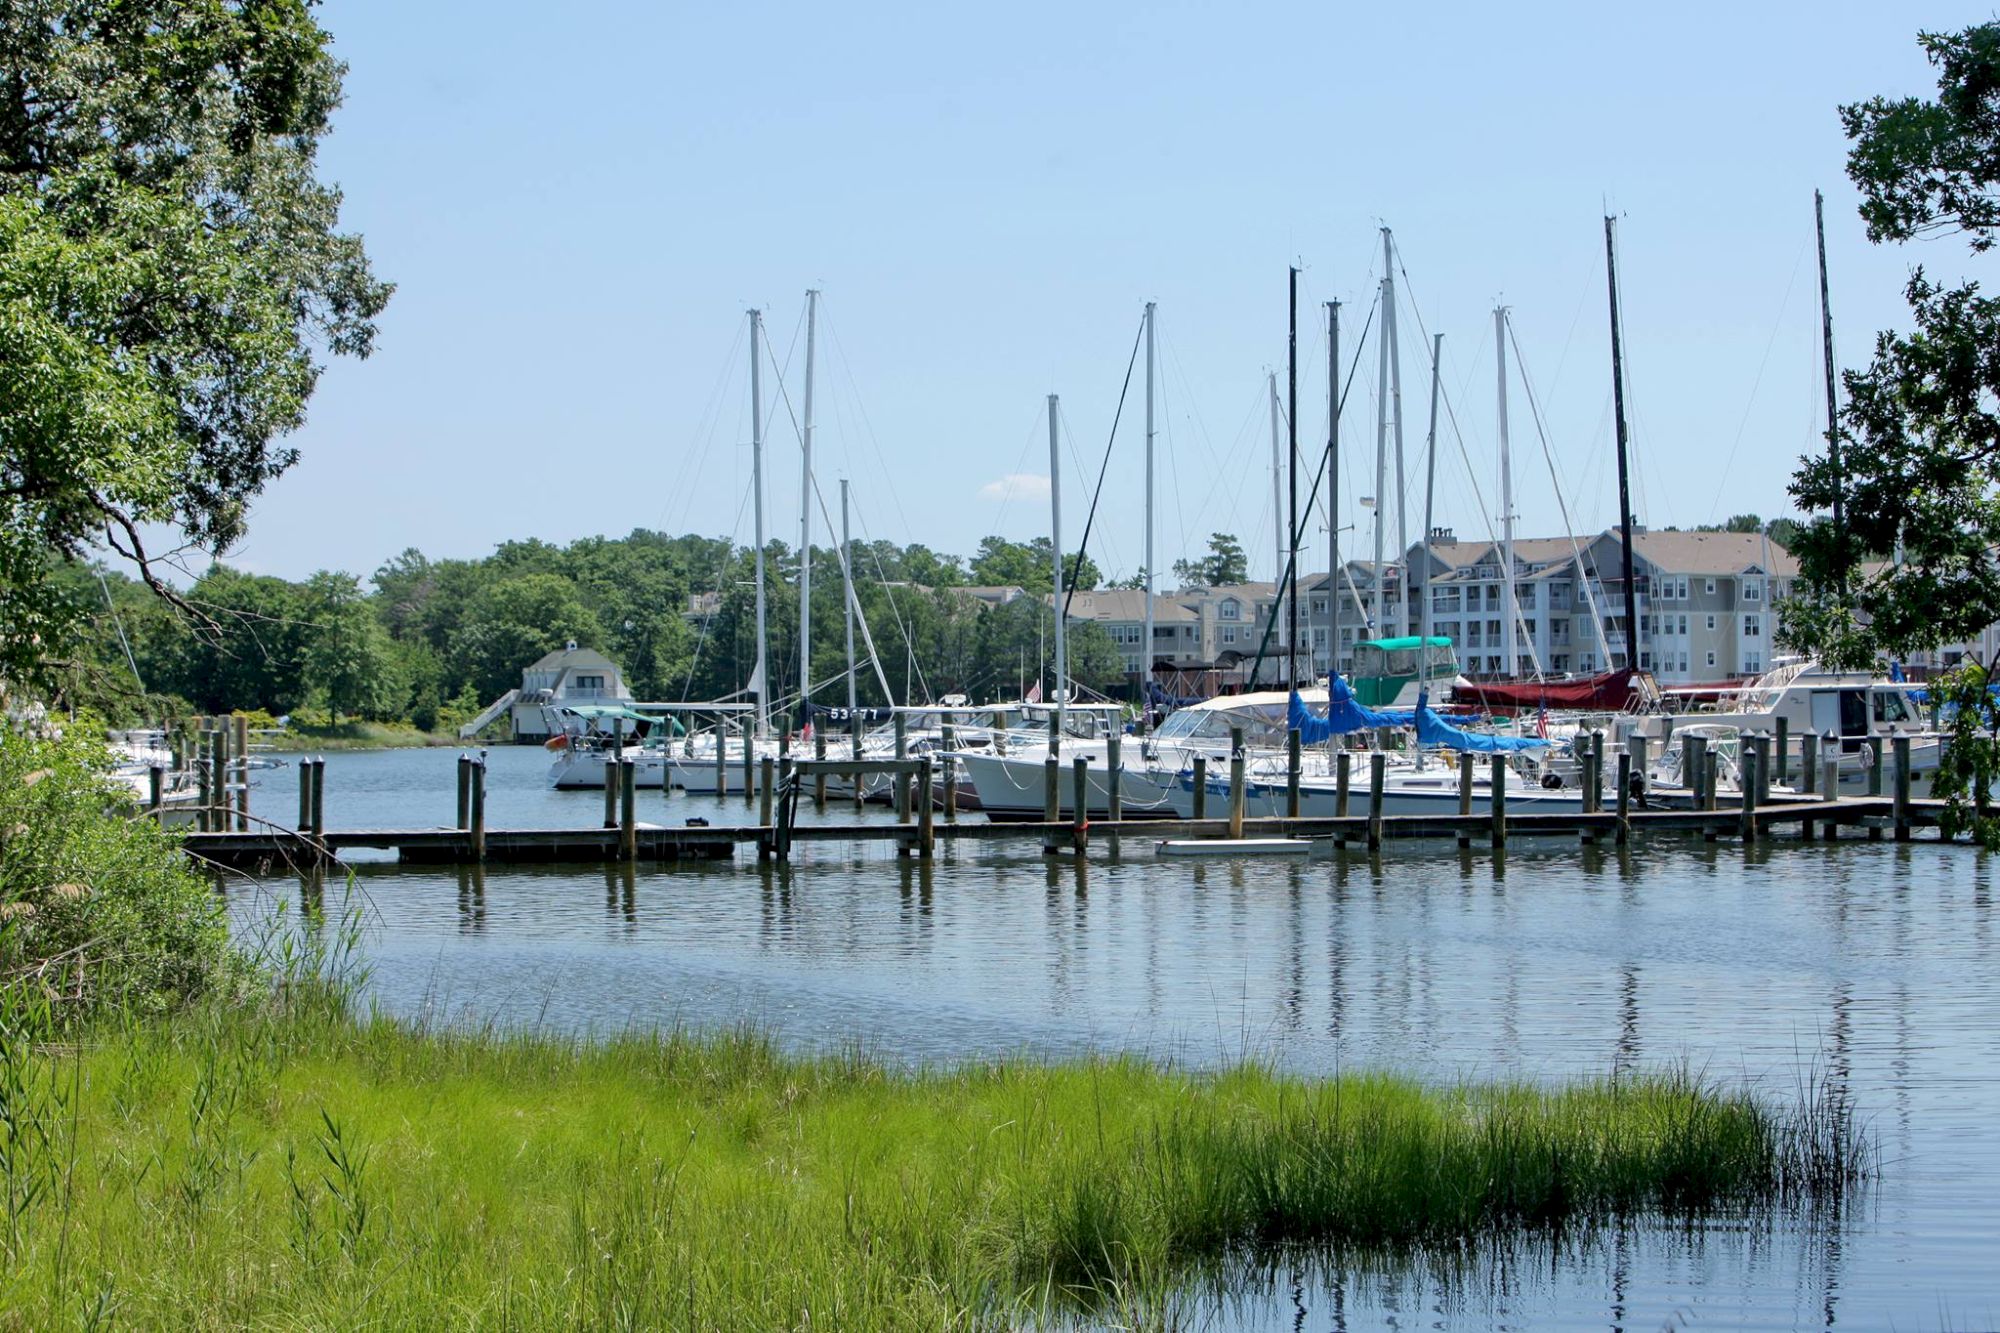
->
[[0, 990, 1863, 1329]]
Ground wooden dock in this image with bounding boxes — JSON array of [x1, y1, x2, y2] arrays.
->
[[168, 745, 1957, 872]]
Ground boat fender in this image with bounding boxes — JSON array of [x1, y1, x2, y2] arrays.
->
[[544, 735, 569, 751], [685, 817, 709, 828], [1541, 772, 1564, 790]]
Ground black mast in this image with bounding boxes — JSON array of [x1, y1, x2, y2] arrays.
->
[[1814, 189, 1845, 588], [1604, 216, 1640, 672], [1287, 265, 1299, 690], [1327, 299, 1340, 679]]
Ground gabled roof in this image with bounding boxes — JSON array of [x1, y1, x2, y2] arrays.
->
[[526, 645, 619, 674], [1617, 530, 1801, 577], [1055, 589, 1198, 622]]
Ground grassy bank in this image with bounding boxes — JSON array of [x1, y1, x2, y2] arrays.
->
[[0, 995, 1864, 1329], [281, 719, 461, 750]]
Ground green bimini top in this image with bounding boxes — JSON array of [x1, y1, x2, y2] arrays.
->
[[1355, 635, 1454, 652]]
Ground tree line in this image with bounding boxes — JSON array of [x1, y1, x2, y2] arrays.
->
[[49, 531, 1159, 731]]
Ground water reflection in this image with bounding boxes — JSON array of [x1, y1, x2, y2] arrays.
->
[[230, 833, 1999, 1329]]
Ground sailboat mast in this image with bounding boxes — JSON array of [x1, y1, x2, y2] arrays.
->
[[1603, 216, 1640, 672], [1268, 372, 1283, 609], [1384, 228, 1408, 638], [1326, 300, 1341, 677], [799, 289, 818, 717], [1814, 189, 1845, 585], [842, 479, 856, 716], [1496, 306, 1519, 679], [1420, 331, 1443, 768], [1287, 265, 1300, 692], [1142, 300, 1156, 733], [749, 307, 769, 737], [1048, 394, 1066, 753], [1373, 269, 1389, 637]]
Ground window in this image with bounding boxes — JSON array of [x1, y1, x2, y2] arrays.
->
[[1706, 615, 1717, 632], [1704, 578, 1717, 595], [1679, 578, 1691, 600], [1640, 652, 1651, 670], [573, 674, 605, 691], [1552, 654, 1570, 672], [1743, 615, 1761, 638], [1520, 585, 1537, 608], [1706, 650, 1717, 668], [1219, 599, 1240, 621], [1310, 598, 1326, 616], [1488, 619, 1502, 637], [1222, 626, 1237, 644], [1742, 580, 1762, 602], [1743, 652, 1761, 672], [1523, 618, 1538, 637], [1678, 614, 1689, 636], [1581, 654, 1595, 672]]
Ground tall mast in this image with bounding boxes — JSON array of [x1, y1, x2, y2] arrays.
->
[[1373, 269, 1390, 636], [1384, 227, 1408, 637], [798, 289, 818, 718], [1421, 331, 1444, 764], [1287, 265, 1300, 691], [1142, 300, 1156, 732], [841, 479, 856, 716], [749, 308, 769, 737], [1326, 300, 1341, 677], [1604, 216, 1640, 672], [1048, 394, 1066, 753], [1268, 371, 1283, 603], [1815, 189, 1845, 588], [1496, 306, 1519, 679]]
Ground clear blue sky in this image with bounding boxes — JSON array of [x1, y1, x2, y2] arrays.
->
[[225, 0, 1993, 588]]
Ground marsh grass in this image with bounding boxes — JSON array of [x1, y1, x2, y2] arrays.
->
[[0, 975, 1868, 1330]]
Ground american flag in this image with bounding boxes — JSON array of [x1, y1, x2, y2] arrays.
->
[[1026, 678, 1044, 704], [1536, 697, 1549, 740]]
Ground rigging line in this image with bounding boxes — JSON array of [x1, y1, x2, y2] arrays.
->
[[852, 498, 931, 704], [97, 569, 143, 690], [1508, 317, 1611, 660], [667, 319, 749, 533], [988, 403, 1050, 539], [1242, 295, 1383, 686], [820, 303, 922, 547], [1061, 312, 1147, 620], [1705, 235, 1810, 523], [802, 469, 897, 705], [678, 488, 758, 703]]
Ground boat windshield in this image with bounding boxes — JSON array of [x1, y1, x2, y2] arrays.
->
[[1152, 702, 1291, 747], [1351, 639, 1459, 681]]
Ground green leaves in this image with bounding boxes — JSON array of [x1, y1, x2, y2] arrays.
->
[[1780, 22, 2000, 672], [0, 0, 389, 690]]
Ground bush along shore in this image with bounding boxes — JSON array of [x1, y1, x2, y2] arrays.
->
[[1, 728, 1868, 1328]]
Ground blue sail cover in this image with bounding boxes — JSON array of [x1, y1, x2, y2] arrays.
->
[[1288, 676, 1416, 744], [1413, 689, 1549, 752]]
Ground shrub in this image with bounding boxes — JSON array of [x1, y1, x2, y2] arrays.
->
[[0, 722, 247, 1019]]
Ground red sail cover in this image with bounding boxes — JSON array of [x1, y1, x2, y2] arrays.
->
[[1451, 669, 1640, 713]]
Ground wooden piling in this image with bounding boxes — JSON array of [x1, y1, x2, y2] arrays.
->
[[1868, 739, 1884, 841], [1775, 716, 1790, 788], [993, 712, 1008, 757], [233, 713, 250, 831], [1228, 727, 1246, 840], [468, 758, 485, 861], [311, 758, 326, 838], [1367, 752, 1385, 851], [741, 726, 754, 803], [1286, 728, 1301, 818], [1337, 751, 1352, 819], [1703, 751, 1720, 814], [893, 713, 910, 822], [619, 759, 637, 861], [208, 728, 224, 833], [1042, 757, 1060, 853], [918, 756, 936, 858], [304, 759, 319, 832], [603, 759, 619, 828], [1191, 756, 1208, 820], [1800, 731, 1818, 797], [941, 722, 959, 822], [1893, 735, 1912, 841], [1630, 736, 1649, 803], [1489, 754, 1507, 848], [1685, 733, 1708, 809], [1457, 751, 1474, 848], [714, 724, 727, 796], [1071, 756, 1089, 856], [813, 729, 828, 807], [1739, 744, 1759, 843], [456, 755, 471, 829], [758, 756, 775, 858], [1822, 747, 1842, 840], [1105, 731, 1121, 856], [1615, 751, 1631, 844]]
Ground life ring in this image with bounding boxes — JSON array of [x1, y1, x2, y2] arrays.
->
[[545, 734, 569, 751]]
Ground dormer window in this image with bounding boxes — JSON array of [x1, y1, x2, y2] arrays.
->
[[1219, 599, 1240, 621]]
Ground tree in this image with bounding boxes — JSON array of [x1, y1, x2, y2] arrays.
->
[[448, 575, 604, 702], [968, 537, 1099, 595], [301, 571, 398, 721], [1783, 22, 2000, 670], [0, 0, 390, 688], [1172, 533, 1249, 588]]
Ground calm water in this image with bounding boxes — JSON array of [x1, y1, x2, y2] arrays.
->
[[232, 746, 2000, 1330]]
